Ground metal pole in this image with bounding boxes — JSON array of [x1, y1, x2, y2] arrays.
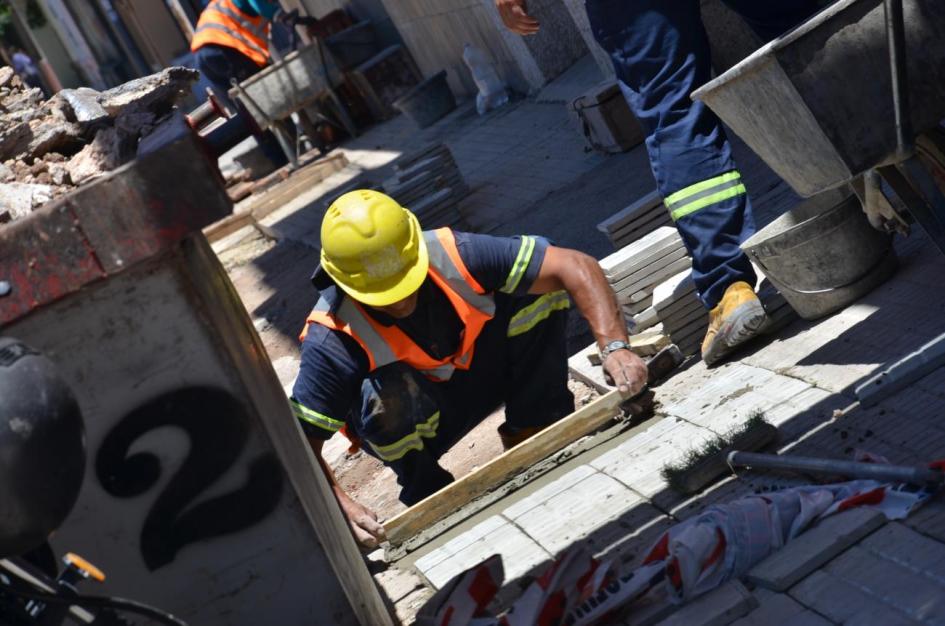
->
[[728, 451, 944, 487], [885, 0, 913, 159], [164, 0, 196, 41]]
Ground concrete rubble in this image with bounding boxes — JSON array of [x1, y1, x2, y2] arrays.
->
[[0, 66, 198, 222]]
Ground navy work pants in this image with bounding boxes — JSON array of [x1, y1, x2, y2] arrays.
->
[[194, 44, 289, 168], [584, 0, 820, 308], [351, 293, 574, 505]]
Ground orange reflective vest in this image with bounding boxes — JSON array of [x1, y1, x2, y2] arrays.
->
[[190, 0, 270, 67], [301, 228, 497, 382]]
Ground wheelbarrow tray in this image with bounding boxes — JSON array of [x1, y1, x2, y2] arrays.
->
[[692, 0, 945, 197], [231, 43, 342, 129]]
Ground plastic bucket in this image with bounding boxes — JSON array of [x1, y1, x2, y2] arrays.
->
[[741, 189, 897, 320], [392, 71, 456, 129]]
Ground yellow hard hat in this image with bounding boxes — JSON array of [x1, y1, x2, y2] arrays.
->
[[320, 190, 428, 306]]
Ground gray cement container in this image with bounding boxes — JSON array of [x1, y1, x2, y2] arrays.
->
[[693, 0, 945, 197]]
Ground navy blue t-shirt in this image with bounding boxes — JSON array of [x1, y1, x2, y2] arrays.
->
[[290, 231, 550, 440]]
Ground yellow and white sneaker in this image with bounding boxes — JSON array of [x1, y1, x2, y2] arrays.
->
[[701, 281, 768, 366]]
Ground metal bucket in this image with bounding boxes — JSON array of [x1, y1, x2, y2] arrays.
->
[[741, 189, 898, 319], [393, 71, 456, 129], [693, 0, 945, 197]]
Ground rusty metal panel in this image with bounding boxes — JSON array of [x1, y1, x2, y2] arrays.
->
[[0, 202, 105, 326]]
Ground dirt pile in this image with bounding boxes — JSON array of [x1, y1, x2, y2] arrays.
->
[[0, 66, 198, 224]]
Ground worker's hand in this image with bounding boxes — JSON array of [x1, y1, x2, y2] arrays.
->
[[336, 490, 387, 549], [496, 0, 540, 35], [603, 349, 648, 398]]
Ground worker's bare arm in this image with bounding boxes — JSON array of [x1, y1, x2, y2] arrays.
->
[[530, 246, 647, 397], [495, 0, 540, 35], [306, 435, 387, 548]]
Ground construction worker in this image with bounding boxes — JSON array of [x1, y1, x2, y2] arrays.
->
[[292, 190, 648, 547], [191, 0, 277, 95], [496, 0, 821, 365], [190, 0, 315, 167]]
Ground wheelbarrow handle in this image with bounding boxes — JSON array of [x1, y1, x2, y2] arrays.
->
[[884, 0, 913, 158]]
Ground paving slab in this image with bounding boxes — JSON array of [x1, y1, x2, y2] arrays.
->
[[819, 538, 945, 623], [374, 567, 427, 604], [655, 581, 757, 626], [790, 570, 897, 624], [728, 588, 832, 626], [747, 507, 886, 592], [658, 362, 813, 436], [413, 514, 550, 589], [505, 469, 644, 556], [591, 417, 717, 509]]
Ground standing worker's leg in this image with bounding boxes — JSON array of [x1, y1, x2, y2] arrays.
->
[[352, 363, 455, 506], [584, 0, 766, 365], [194, 44, 289, 169]]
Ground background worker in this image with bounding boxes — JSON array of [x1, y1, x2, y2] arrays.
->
[[10, 46, 44, 94], [496, 0, 821, 365], [190, 0, 317, 168], [291, 190, 648, 548]]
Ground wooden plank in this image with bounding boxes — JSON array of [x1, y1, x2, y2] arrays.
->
[[203, 210, 256, 243], [383, 390, 627, 545], [243, 152, 348, 220]]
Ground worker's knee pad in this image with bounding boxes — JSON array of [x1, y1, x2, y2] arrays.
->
[[354, 363, 441, 454]]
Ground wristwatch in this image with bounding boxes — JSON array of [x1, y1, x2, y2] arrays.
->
[[599, 339, 631, 360]]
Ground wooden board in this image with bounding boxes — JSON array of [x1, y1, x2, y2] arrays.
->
[[383, 390, 626, 546]]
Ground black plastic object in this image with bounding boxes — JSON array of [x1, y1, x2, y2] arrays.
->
[[0, 337, 86, 558]]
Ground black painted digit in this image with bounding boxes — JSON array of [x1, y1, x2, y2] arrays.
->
[[95, 387, 284, 570]]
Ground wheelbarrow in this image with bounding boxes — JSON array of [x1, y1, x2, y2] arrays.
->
[[693, 0, 945, 255], [229, 41, 358, 168]]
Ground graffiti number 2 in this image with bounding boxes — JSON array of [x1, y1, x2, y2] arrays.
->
[[96, 387, 284, 570]]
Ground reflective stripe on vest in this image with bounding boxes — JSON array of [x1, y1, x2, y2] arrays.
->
[[191, 0, 270, 66], [301, 229, 496, 381]]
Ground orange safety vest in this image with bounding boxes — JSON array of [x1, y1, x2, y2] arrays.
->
[[190, 0, 270, 67], [301, 228, 497, 382]]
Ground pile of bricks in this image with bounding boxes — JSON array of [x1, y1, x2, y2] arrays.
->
[[597, 190, 673, 251], [599, 226, 691, 333], [382, 144, 470, 229], [652, 270, 707, 356]]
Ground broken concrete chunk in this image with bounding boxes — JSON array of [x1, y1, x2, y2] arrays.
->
[[58, 87, 109, 125], [66, 127, 126, 185], [0, 121, 31, 162], [97, 66, 199, 116], [0, 161, 14, 183], [48, 164, 71, 186], [0, 182, 54, 220], [0, 67, 14, 89], [1, 86, 44, 115], [25, 117, 83, 162]]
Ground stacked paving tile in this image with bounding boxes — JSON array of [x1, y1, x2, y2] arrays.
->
[[597, 190, 674, 250], [652, 269, 707, 357], [598, 226, 691, 334], [647, 267, 798, 357], [382, 144, 471, 230]]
